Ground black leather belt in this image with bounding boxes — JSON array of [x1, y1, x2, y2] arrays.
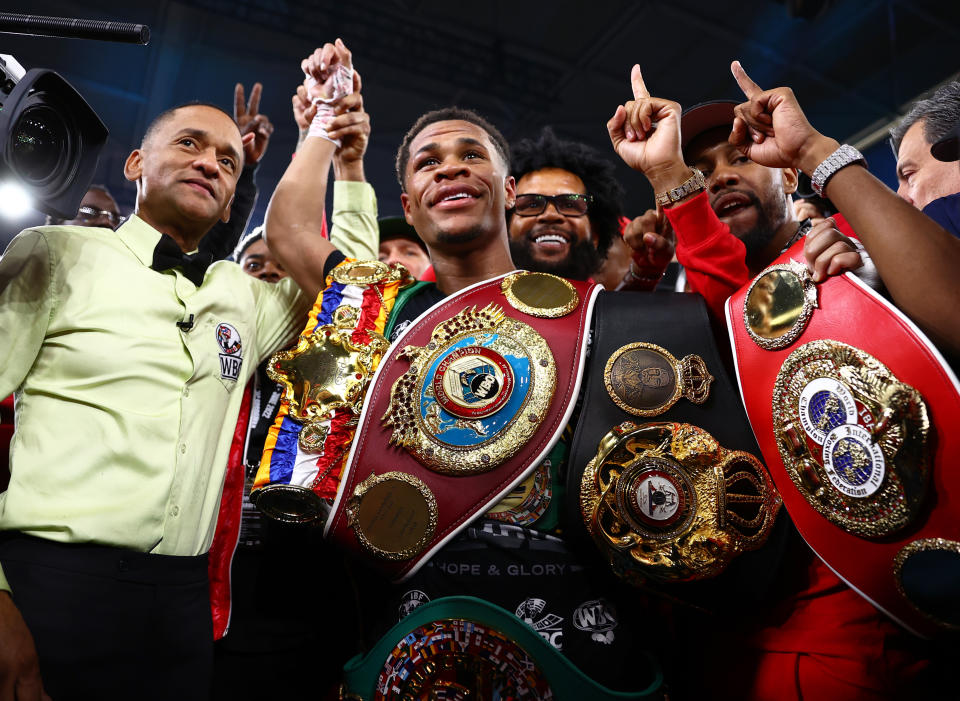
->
[[565, 290, 789, 608]]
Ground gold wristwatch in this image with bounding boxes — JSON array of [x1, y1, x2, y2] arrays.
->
[[654, 167, 706, 207]]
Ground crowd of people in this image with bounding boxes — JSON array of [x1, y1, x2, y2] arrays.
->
[[1, 36, 959, 701]]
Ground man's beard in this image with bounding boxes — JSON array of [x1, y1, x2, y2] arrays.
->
[[509, 235, 603, 281], [727, 189, 786, 257]]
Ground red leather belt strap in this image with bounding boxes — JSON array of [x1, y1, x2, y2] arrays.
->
[[326, 273, 598, 581], [727, 243, 960, 637]]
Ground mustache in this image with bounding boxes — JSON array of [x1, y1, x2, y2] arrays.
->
[[710, 188, 762, 212]]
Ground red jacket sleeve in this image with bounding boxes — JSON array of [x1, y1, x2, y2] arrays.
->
[[663, 191, 751, 320]]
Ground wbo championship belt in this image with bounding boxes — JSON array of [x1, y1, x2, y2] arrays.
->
[[567, 291, 783, 602], [727, 242, 960, 637], [325, 271, 599, 581], [251, 260, 408, 523]]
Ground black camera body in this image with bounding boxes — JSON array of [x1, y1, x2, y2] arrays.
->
[[0, 54, 108, 219]]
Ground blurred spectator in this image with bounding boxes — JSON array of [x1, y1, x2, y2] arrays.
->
[[595, 226, 635, 290], [890, 81, 960, 210], [508, 127, 625, 281], [377, 216, 431, 278], [234, 226, 287, 282], [45, 184, 122, 229]]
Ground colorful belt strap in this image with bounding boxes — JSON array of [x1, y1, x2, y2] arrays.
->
[[252, 259, 407, 524]]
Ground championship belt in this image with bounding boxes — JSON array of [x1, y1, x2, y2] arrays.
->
[[727, 243, 960, 637], [339, 596, 663, 700], [568, 291, 783, 598], [251, 260, 408, 523], [325, 272, 599, 581]]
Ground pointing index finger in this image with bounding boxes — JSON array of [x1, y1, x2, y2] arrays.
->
[[630, 64, 649, 100], [731, 60, 762, 99]]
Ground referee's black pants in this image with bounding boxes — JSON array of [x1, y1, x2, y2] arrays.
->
[[0, 532, 213, 701]]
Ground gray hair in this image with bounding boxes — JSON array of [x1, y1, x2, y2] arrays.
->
[[890, 81, 960, 156]]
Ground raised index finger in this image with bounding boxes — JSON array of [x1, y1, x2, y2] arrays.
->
[[630, 64, 649, 100], [731, 60, 762, 99], [247, 82, 262, 117]]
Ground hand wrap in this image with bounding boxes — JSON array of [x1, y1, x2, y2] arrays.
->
[[305, 64, 354, 147]]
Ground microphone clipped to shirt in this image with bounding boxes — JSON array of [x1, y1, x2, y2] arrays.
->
[[176, 314, 195, 331]]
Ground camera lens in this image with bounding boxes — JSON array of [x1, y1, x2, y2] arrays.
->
[[9, 104, 69, 185]]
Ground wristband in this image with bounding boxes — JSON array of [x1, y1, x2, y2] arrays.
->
[[810, 144, 865, 196]]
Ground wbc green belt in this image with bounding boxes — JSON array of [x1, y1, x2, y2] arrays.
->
[[339, 595, 664, 700]]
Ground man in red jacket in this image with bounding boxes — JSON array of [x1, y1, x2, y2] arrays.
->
[[608, 73, 867, 320], [606, 61, 936, 701]]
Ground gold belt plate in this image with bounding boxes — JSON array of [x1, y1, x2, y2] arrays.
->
[[346, 471, 438, 561], [382, 303, 556, 475], [269, 305, 389, 430], [743, 259, 818, 350], [772, 339, 930, 537], [580, 421, 780, 583], [501, 271, 579, 318], [604, 342, 714, 417]]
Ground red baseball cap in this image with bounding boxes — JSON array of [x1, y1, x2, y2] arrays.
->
[[680, 100, 738, 156]]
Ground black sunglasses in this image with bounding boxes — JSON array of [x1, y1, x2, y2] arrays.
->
[[513, 193, 592, 217]]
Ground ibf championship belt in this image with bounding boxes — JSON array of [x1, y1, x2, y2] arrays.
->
[[325, 272, 599, 580], [727, 242, 960, 637], [568, 291, 782, 602], [251, 260, 408, 523]]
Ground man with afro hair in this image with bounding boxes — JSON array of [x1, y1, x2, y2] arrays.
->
[[508, 127, 625, 281]]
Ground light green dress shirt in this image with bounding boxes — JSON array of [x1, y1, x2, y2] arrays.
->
[[0, 214, 310, 592], [331, 180, 379, 260]]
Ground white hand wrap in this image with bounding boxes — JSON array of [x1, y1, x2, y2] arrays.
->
[[304, 64, 354, 147]]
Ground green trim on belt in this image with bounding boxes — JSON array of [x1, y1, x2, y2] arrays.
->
[[341, 595, 664, 700], [383, 280, 434, 341]]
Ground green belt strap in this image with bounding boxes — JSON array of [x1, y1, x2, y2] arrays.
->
[[383, 280, 434, 341], [341, 595, 664, 700]]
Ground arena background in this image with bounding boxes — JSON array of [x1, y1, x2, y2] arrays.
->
[[1, 0, 958, 246]]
